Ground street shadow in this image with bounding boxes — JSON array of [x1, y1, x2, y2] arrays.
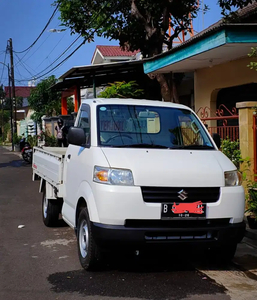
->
[[0, 159, 26, 168], [48, 249, 228, 299]]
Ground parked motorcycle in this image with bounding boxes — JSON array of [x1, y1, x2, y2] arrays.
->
[[20, 137, 33, 163]]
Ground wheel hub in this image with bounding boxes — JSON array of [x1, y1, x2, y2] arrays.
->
[[43, 197, 48, 218], [79, 220, 89, 258]]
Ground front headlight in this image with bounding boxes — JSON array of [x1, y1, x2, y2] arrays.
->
[[93, 166, 134, 186], [225, 170, 242, 186]]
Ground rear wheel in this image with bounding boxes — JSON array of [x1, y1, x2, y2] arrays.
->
[[42, 188, 60, 227], [77, 207, 101, 270]]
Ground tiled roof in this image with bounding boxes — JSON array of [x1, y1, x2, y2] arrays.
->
[[193, 0, 257, 38], [237, 1, 257, 18], [4, 86, 35, 98], [96, 45, 139, 57], [175, 1, 257, 48]]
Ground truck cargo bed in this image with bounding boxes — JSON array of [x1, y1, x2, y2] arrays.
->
[[32, 147, 67, 187]]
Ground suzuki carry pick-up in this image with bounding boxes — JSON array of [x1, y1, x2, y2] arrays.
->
[[32, 98, 245, 270]]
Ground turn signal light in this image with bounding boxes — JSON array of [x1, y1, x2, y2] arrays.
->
[[96, 170, 108, 182]]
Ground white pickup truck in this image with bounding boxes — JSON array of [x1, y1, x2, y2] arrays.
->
[[32, 98, 245, 270]]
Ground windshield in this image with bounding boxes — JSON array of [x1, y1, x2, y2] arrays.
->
[[97, 104, 214, 149]]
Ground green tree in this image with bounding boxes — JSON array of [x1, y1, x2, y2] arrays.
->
[[3, 96, 23, 110], [28, 76, 61, 124], [219, 0, 254, 16], [28, 76, 74, 124], [0, 84, 23, 109], [99, 81, 144, 98], [55, 0, 252, 101], [0, 84, 5, 100]]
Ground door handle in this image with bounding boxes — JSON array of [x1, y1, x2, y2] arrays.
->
[[67, 154, 71, 160]]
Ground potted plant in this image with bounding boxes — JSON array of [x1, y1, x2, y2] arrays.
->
[[12, 133, 22, 152]]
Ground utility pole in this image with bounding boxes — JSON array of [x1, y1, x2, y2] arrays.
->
[[8, 38, 17, 133], [8, 64, 14, 151]]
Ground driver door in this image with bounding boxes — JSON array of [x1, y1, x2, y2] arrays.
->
[[62, 104, 91, 226]]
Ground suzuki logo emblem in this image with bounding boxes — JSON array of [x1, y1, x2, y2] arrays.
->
[[178, 189, 188, 201]]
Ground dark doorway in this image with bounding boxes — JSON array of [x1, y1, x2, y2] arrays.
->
[[217, 83, 257, 126]]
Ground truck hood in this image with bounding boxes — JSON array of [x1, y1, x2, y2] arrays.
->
[[101, 148, 236, 187]]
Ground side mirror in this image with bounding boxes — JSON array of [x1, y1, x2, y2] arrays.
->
[[212, 133, 221, 149], [68, 127, 87, 146]]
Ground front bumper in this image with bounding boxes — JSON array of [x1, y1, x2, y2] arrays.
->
[[91, 219, 246, 249]]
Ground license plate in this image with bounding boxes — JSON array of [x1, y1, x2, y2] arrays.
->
[[25, 149, 32, 153], [161, 201, 206, 218]]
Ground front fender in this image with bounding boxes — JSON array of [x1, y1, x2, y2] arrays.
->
[[75, 181, 100, 223]]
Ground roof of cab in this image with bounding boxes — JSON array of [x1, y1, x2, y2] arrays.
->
[[81, 98, 191, 111]]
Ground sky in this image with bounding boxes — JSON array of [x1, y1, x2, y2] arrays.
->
[[0, 0, 224, 88]]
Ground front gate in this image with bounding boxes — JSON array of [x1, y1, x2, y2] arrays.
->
[[196, 104, 239, 141]]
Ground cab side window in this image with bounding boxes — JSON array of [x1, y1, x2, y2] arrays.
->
[[77, 105, 90, 145]]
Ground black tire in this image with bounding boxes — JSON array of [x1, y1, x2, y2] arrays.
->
[[22, 152, 29, 162], [208, 243, 237, 263], [27, 152, 32, 164], [77, 207, 101, 270], [42, 188, 60, 227]]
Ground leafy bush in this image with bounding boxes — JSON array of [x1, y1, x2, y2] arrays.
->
[[39, 130, 57, 147], [27, 135, 38, 148], [221, 138, 241, 169], [12, 133, 22, 145], [98, 81, 144, 99], [246, 188, 257, 220]]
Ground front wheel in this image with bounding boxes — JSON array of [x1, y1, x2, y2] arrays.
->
[[42, 189, 60, 227], [22, 152, 29, 162], [77, 208, 101, 270], [27, 152, 32, 164]]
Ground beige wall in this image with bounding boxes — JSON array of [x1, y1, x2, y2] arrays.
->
[[194, 57, 257, 114], [237, 102, 257, 186]]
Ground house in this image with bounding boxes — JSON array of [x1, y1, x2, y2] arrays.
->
[[4, 86, 35, 120], [76, 45, 141, 99], [4, 86, 35, 136], [143, 3, 257, 131], [143, 2, 257, 181], [91, 45, 139, 65]]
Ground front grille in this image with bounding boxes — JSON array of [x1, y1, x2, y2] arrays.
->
[[141, 187, 220, 203]]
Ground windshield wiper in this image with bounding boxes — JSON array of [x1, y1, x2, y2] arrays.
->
[[110, 143, 169, 149], [172, 145, 214, 150]]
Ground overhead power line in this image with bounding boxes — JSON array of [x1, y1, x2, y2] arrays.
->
[[31, 34, 82, 77], [14, 4, 59, 54], [35, 29, 69, 69], [14, 53, 35, 77], [20, 0, 125, 82]]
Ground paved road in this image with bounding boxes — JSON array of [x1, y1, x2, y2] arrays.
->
[[0, 147, 255, 300]]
